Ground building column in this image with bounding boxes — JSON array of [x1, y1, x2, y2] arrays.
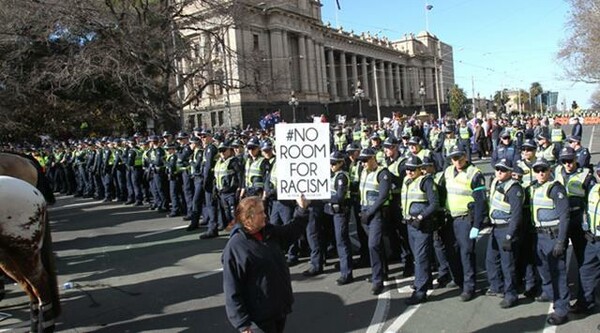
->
[[361, 56, 370, 97], [423, 67, 432, 100], [298, 35, 309, 93], [319, 44, 328, 95], [270, 29, 284, 92], [327, 48, 338, 100], [378, 61, 388, 103], [387, 62, 394, 104], [403, 66, 413, 105], [395, 64, 402, 103], [339, 51, 348, 98], [351, 54, 358, 95], [306, 38, 317, 93]]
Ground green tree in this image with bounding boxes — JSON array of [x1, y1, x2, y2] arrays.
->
[[493, 89, 510, 112], [529, 82, 543, 111], [558, 0, 600, 83], [512, 89, 530, 113], [448, 85, 467, 118]]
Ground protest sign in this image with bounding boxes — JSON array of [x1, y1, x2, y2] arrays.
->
[[275, 122, 331, 200]]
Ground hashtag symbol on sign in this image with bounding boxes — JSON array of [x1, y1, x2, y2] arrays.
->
[[286, 129, 294, 141]]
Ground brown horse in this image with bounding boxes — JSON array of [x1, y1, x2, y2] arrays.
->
[[0, 152, 56, 205], [0, 175, 60, 332]]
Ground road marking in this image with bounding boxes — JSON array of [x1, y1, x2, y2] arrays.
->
[[366, 276, 413, 333], [49, 201, 100, 212], [541, 304, 556, 333], [385, 289, 435, 333], [135, 225, 187, 238], [193, 268, 223, 279]]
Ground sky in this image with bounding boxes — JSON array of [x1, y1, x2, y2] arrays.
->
[[320, 0, 596, 108]]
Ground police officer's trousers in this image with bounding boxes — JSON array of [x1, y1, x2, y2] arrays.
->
[[485, 225, 518, 302], [332, 211, 353, 279], [182, 171, 194, 218], [169, 175, 185, 215], [408, 223, 432, 295], [362, 210, 386, 287], [536, 232, 570, 316], [579, 238, 600, 306], [453, 215, 477, 293], [306, 203, 325, 271]]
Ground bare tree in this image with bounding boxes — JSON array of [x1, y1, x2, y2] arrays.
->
[[558, 0, 600, 83], [0, 0, 246, 139]]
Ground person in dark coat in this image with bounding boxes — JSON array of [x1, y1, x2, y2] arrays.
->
[[222, 195, 310, 333]]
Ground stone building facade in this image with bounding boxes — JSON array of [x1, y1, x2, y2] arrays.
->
[[181, 0, 454, 129]]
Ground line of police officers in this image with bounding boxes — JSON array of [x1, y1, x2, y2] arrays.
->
[[25, 118, 600, 326]]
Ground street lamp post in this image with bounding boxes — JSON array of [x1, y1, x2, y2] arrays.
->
[[353, 81, 365, 118], [418, 82, 426, 112], [288, 91, 299, 123]]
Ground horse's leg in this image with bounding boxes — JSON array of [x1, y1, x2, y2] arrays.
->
[[0, 258, 42, 332]]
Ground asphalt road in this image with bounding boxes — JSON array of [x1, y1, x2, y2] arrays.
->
[[1, 125, 599, 333]]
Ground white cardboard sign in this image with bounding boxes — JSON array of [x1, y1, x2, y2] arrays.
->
[[275, 122, 331, 200]]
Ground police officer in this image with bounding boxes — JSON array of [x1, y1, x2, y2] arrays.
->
[[187, 136, 204, 231], [553, 146, 596, 307], [166, 143, 185, 217], [574, 162, 600, 314], [148, 135, 168, 212], [324, 151, 354, 285], [491, 130, 519, 167], [240, 137, 271, 199], [457, 119, 473, 163], [113, 138, 128, 202], [536, 132, 559, 166], [529, 158, 570, 325], [199, 130, 220, 239], [444, 145, 487, 302], [401, 156, 438, 305], [442, 125, 458, 169], [125, 138, 144, 206], [214, 141, 243, 230], [566, 135, 591, 170], [358, 148, 392, 295], [407, 136, 432, 162], [383, 136, 414, 276], [333, 126, 348, 152], [516, 139, 538, 188], [176, 132, 195, 221], [550, 121, 566, 149], [101, 138, 115, 202], [486, 158, 523, 308], [346, 143, 370, 267]]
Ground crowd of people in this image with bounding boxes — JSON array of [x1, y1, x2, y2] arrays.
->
[[2, 112, 599, 330]]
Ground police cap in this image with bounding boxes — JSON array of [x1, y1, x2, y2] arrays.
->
[[357, 148, 376, 161], [567, 135, 581, 143], [193, 127, 203, 133], [405, 156, 423, 170], [231, 139, 242, 148], [218, 141, 232, 151], [522, 139, 537, 149], [330, 151, 345, 163], [246, 137, 260, 148], [260, 140, 273, 151], [513, 166, 524, 176], [200, 129, 213, 137], [447, 145, 465, 158], [407, 136, 421, 146], [500, 130, 511, 139], [559, 146, 576, 161], [401, 132, 411, 139], [148, 135, 159, 142], [536, 132, 550, 141], [165, 143, 177, 150], [214, 133, 224, 142], [369, 133, 381, 141], [444, 126, 456, 134], [176, 131, 189, 139], [421, 155, 434, 166], [189, 136, 200, 144], [383, 137, 398, 148], [162, 131, 173, 138], [494, 158, 513, 171], [532, 158, 550, 170], [345, 143, 361, 152]]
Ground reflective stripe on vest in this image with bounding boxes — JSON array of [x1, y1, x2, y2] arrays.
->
[[134, 148, 143, 166], [531, 180, 560, 227], [444, 138, 457, 156], [444, 165, 478, 217], [489, 179, 520, 223], [360, 166, 389, 207], [215, 156, 234, 190], [554, 166, 589, 198], [401, 175, 428, 217], [517, 159, 535, 189], [334, 134, 347, 151]]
